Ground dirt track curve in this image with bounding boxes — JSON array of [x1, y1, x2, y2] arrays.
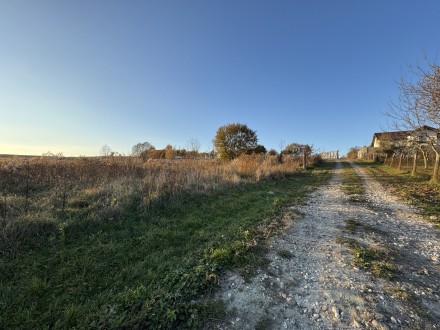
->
[[212, 161, 440, 330]]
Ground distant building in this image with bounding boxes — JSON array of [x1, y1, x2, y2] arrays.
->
[[357, 146, 373, 159], [320, 150, 339, 159], [371, 126, 439, 148], [359, 126, 439, 160]]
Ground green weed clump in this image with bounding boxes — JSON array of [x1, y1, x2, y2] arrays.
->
[[340, 162, 365, 202], [336, 236, 396, 279], [352, 245, 396, 279]]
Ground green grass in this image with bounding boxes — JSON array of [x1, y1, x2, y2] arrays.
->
[[336, 236, 396, 279], [0, 163, 334, 329], [352, 244, 396, 279], [340, 162, 365, 202]]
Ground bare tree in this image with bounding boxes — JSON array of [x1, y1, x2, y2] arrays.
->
[[131, 142, 154, 157], [386, 58, 440, 182], [99, 144, 115, 157], [187, 138, 200, 159]]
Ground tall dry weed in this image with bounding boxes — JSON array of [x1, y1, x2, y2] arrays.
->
[[0, 154, 318, 256]]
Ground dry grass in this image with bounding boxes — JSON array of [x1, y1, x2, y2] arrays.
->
[[364, 163, 440, 226], [0, 155, 330, 329], [0, 154, 316, 257], [383, 155, 438, 180]]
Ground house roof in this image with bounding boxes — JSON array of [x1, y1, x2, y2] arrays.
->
[[371, 131, 408, 146], [370, 126, 439, 147]]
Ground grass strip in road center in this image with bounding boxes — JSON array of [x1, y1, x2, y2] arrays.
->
[[340, 162, 366, 203]]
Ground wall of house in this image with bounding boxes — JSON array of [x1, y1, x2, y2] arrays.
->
[[373, 138, 381, 148], [408, 130, 438, 143], [320, 150, 339, 159]]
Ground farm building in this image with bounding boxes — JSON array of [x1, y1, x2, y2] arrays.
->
[[359, 126, 439, 160]]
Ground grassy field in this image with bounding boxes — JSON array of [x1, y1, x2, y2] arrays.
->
[[0, 156, 333, 329]]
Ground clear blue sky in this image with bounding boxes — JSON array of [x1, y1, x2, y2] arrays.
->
[[1, 1, 440, 156]]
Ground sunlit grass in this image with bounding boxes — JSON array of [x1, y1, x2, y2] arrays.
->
[[340, 162, 365, 202], [361, 162, 440, 227]]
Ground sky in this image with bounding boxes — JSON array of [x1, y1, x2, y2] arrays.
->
[[1, 1, 440, 156]]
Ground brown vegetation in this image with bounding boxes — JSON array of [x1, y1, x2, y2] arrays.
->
[[0, 154, 317, 257]]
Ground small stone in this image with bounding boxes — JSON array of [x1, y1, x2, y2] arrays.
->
[[228, 275, 238, 281], [331, 306, 340, 320], [313, 313, 319, 319], [371, 320, 389, 330], [391, 317, 397, 324]]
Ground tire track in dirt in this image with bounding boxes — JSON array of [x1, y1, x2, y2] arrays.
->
[[211, 161, 440, 329]]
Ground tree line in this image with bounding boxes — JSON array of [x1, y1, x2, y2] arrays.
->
[[112, 123, 313, 166]]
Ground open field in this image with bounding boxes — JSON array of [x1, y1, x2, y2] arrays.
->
[[0, 155, 332, 328]]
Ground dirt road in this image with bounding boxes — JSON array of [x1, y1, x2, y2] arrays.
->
[[213, 161, 440, 329]]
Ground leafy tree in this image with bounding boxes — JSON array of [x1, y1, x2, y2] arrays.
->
[[249, 145, 267, 154], [267, 149, 278, 156], [283, 143, 312, 168], [164, 145, 175, 159], [347, 147, 360, 159], [283, 143, 302, 155], [147, 149, 165, 159], [131, 142, 154, 157], [214, 123, 258, 160]]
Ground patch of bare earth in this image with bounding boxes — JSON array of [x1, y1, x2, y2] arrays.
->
[[210, 161, 440, 329]]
